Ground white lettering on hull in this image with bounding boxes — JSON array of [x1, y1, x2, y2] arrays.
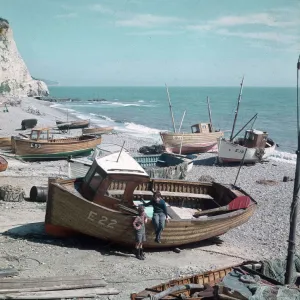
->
[[87, 211, 118, 229]]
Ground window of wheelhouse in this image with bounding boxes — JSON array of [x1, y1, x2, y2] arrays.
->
[[30, 130, 39, 140], [39, 130, 49, 140], [84, 163, 105, 192], [245, 131, 254, 141]]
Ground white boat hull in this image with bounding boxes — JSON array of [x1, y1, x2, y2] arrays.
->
[[217, 138, 276, 164]]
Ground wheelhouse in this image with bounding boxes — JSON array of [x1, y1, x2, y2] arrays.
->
[[82, 151, 150, 209]]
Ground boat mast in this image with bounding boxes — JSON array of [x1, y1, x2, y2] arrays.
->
[[178, 110, 186, 132], [165, 84, 177, 133], [229, 76, 245, 141], [285, 55, 300, 284], [207, 96, 213, 129]]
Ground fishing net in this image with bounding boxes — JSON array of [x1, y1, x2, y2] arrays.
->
[[218, 255, 300, 300], [147, 161, 188, 179]]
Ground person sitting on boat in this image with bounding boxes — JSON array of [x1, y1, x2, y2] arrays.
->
[[142, 190, 169, 243], [133, 205, 148, 260]]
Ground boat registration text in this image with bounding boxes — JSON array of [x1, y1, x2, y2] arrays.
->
[[87, 211, 117, 229]]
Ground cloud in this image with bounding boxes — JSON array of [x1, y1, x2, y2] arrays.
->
[[186, 8, 300, 48], [116, 14, 182, 28], [54, 12, 77, 19], [216, 29, 297, 44], [89, 4, 114, 15], [126, 30, 183, 36]]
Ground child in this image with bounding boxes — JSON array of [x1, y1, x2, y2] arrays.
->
[[133, 205, 148, 260]]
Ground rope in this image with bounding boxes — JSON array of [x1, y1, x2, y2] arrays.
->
[[198, 248, 250, 260]]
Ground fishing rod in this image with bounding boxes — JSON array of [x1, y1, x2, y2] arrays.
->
[[285, 54, 300, 284], [230, 76, 245, 142]]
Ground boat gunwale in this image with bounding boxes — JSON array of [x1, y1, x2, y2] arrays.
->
[[50, 180, 257, 222]]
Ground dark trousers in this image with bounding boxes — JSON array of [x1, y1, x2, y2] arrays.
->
[[152, 212, 166, 240]]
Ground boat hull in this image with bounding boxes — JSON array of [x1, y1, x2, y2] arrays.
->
[[13, 135, 102, 161], [0, 137, 11, 150], [45, 179, 256, 248], [217, 138, 276, 164], [0, 156, 8, 172], [82, 127, 113, 135], [56, 120, 90, 130], [160, 131, 223, 154]]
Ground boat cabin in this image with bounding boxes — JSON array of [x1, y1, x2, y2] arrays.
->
[[30, 128, 50, 141], [82, 151, 150, 209], [191, 123, 212, 134], [243, 129, 268, 148]]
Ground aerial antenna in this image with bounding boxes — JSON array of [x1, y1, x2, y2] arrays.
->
[[230, 76, 245, 141], [165, 84, 176, 133], [117, 141, 126, 162], [285, 54, 300, 284]]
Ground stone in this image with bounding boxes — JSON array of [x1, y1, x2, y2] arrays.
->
[[0, 17, 49, 97]]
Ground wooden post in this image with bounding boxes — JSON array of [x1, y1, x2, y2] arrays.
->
[[178, 110, 186, 133], [207, 96, 213, 129], [230, 77, 245, 141], [165, 84, 176, 133], [285, 54, 300, 284]]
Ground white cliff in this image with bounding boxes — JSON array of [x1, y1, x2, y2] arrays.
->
[[0, 18, 49, 96]]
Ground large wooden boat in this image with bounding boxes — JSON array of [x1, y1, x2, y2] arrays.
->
[[82, 127, 114, 135], [45, 151, 257, 248], [56, 119, 90, 131], [0, 137, 11, 150], [160, 123, 223, 154], [0, 156, 8, 172], [12, 128, 101, 161], [218, 129, 276, 164]]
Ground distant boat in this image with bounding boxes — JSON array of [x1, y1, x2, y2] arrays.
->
[[68, 151, 194, 179], [160, 123, 223, 154], [218, 129, 276, 164], [56, 119, 90, 131], [82, 126, 114, 135], [12, 128, 101, 161]]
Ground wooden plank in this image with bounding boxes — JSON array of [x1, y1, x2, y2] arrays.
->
[[167, 207, 181, 220], [0, 277, 106, 289], [0, 287, 119, 299], [0, 283, 108, 294], [110, 190, 213, 200], [0, 268, 18, 278]]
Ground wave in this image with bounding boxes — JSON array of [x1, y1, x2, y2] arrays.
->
[[123, 122, 161, 135], [269, 150, 296, 164]]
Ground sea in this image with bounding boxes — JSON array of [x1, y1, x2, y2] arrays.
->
[[48, 86, 297, 164]]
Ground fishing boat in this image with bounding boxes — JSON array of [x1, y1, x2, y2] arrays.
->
[[68, 151, 194, 180], [56, 119, 90, 131], [217, 78, 276, 164], [82, 126, 114, 135], [160, 123, 223, 154], [0, 137, 11, 150], [12, 128, 101, 161], [0, 156, 8, 172], [45, 150, 257, 248], [218, 129, 276, 164], [160, 86, 223, 154]]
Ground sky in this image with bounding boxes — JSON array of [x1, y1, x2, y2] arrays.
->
[[1, 0, 300, 86]]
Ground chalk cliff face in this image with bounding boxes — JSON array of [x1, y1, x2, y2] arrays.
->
[[0, 18, 49, 96]]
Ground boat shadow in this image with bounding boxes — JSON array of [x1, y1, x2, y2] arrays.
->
[[2, 222, 224, 258], [192, 156, 217, 166]]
